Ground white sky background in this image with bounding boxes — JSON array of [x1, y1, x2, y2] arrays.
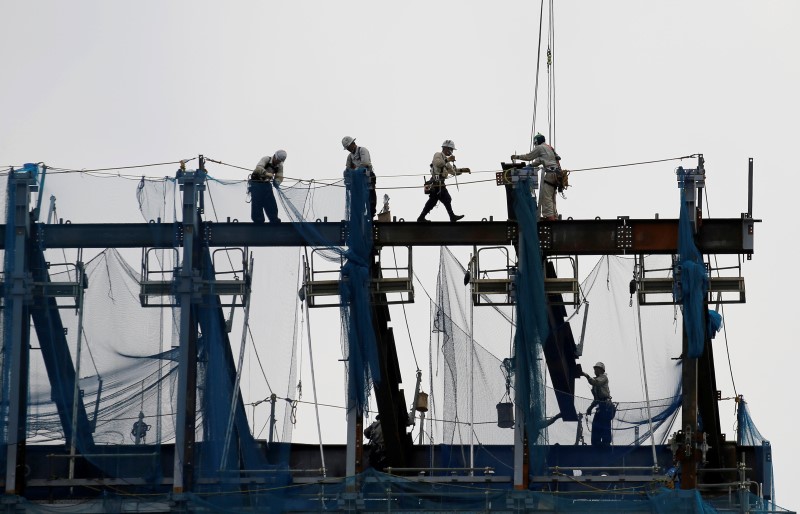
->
[[2, 0, 799, 509]]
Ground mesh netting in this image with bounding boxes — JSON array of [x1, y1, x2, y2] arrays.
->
[[677, 181, 710, 359], [0, 163, 790, 512]]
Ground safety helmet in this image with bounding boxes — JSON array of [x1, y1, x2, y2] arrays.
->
[[273, 149, 287, 163], [342, 136, 356, 149], [441, 139, 456, 150], [533, 133, 546, 145], [593, 361, 605, 371]]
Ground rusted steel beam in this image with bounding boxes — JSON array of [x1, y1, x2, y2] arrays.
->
[[0, 217, 755, 254]]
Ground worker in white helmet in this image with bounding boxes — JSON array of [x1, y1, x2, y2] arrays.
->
[[342, 136, 377, 218], [511, 133, 562, 221], [250, 150, 286, 223], [417, 140, 470, 222], [581, 361, 614, 446]]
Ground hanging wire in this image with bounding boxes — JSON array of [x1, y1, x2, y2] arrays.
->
[[246, 324, 274, 396], [1, 154, 698, 191], [391, 247, 420, 371], [703, 188, 738, 398], [631, 260, 660, 466], [547, 0, 556, 147], [530, 0, 546, 151]]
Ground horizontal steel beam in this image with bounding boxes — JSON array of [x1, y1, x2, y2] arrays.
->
[[538, 217, 755, 255], [0, 218, 756, 255]]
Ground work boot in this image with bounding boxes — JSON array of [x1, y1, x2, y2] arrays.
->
[[450, 214, 465, 222], [417, 207, 432, 222]]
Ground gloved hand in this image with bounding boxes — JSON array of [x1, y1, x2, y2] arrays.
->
[[447, 155, 456, 162], [586, 408, 593, 416], [457, 167, 471, 174], [511, 155, 519, 160]]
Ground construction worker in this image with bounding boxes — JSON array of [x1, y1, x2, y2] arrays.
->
[[582, 361, 614, 447], [250, 150, 286, 223], [342, 136, 377, 218], [511, 133, 562, 221], [364, 415, 386, 470], [417, 140, 468, 222]]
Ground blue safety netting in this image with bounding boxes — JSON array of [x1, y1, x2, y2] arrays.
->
[[338, 169, 381, 411], [0, 161, 793, 513], [511, 178, 550, 473], [737, 397, 776, 504], [10, 467, 795, 513], [676, 180, 709, 359]]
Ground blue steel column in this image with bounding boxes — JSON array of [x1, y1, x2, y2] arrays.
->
[[172, 163, 206, 496], [3, 167, 38, 495], [513, 228, 525, 489]]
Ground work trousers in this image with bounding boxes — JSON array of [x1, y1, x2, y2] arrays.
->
[[591, 401, 614, 447], [250, 181, 280, 223], [422, 185, 457, 219], [539, 170, 559, 219]]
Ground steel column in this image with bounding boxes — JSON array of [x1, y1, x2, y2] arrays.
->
[[3, 169, 37, 495], [172, 166, 205, 496]]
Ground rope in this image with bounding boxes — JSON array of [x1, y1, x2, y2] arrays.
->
[[220, 258, 254, 469], [530, 0, 546, 151], [247, 324, 274, 395], [391, 247, 420, 371], [632, 266, 659, 467], [704, 188, 737, 399], [547, 0, 556, 147], [0, 154, 697, 190], [303, 297, 327, 477], [47, 160, 191, 173], [570, 154, 697, 172]]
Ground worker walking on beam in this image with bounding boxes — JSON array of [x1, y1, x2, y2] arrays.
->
[[511, 133, 562, 221], [250, 150, 287, 223], [342, 136, 377, 218], [417, 140, 469, 222]]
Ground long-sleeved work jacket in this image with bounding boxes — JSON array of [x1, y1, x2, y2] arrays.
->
[[253, 156, 284, 184], [517, 144, 560, 169]]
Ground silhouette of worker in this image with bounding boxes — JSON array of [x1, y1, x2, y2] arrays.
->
[[364, 415, 387, 470], [582, 361, 615, 446], [250, 150, 286, 223], [417, 140, 469, 222], [342, 136, 377, 218]]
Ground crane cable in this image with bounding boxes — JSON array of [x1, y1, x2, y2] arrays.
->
[[530, 0, 546, 152], [547, 0, 556, 148], [530, 0, 557, 150]]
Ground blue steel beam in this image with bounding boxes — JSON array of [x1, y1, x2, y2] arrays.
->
[[29, 247, 95, 452]]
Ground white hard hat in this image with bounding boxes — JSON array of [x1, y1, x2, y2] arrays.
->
[[441, 139, 456, 150], [342, 136, 356, 148], [593, 362, 605, 371], [273, 150, 287, 163]]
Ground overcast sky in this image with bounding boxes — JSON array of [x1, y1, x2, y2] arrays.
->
[[2, 1, 799, 509]]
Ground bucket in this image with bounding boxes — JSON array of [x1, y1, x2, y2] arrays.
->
[[415, 391, 428, 413], [496, 402, 514, 428]]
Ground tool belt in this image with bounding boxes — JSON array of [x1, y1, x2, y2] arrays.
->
[[543, 167, 558, 186], [598, 399, 617, 419], [424, 178, 444, 194]]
